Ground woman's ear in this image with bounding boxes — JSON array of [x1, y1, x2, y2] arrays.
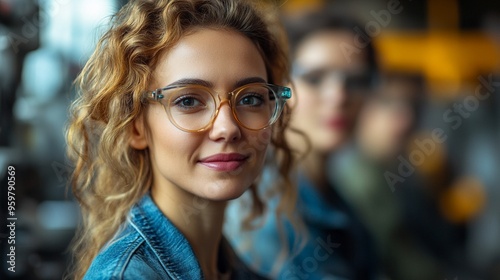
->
[[129, 114, 148, 149]]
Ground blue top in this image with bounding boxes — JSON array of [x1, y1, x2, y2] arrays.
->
[[84, 193, 266, 280], [225, 169, 377, 279]]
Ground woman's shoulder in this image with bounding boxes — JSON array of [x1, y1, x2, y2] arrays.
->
[[83, 222, 172, 279], [83, 194, 203, 279]]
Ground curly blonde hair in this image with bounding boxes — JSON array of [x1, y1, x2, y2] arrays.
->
[[66, 0, 295, 278]]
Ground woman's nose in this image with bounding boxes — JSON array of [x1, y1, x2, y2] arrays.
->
[[320, 77, 348, 108], [208, 102, 242, 142]]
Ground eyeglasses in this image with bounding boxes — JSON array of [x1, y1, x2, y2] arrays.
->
[[292, 64, 375, 93], [142, 82, 291, 132]]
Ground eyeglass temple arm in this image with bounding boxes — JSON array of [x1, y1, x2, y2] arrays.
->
[[144, 85, 291, 101], [279, 87, 292, 99], [142, 90, 165, 102]]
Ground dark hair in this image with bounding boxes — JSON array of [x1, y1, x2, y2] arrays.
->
[[284, 8, 379, 73]]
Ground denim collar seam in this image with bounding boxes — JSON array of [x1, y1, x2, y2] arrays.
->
[[115, 232, 145, 278], [130, 204, 197, 279], [130, 194, 204, 278], [128, 216, 174, 275]]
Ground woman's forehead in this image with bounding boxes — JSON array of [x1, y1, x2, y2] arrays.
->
[[294, 30, 369, 70], [152, 28, 268, 88]]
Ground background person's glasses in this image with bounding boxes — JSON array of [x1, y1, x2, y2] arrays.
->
[[292, 64, 375, 94], [142, 82, 291, 132]]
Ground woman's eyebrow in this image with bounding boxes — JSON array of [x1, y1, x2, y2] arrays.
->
[[167, 78, 213, 87], [234, 77, 267, 88], [167, 77, 267, 88]]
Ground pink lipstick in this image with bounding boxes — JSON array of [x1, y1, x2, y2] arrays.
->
[[325, 117, 348, 130], [198, 153, 249, 172]]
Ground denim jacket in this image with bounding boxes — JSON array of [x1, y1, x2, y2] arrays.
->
[[84, 193, 266, 280]]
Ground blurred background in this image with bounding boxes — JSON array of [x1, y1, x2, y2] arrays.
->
[[0, 0, 499, 279]]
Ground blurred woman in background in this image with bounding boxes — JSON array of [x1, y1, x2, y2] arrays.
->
[[331, 73, 446, 280], [226, 8, 379, 279]]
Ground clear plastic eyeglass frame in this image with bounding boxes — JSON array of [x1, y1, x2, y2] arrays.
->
[[142, 82, 292, 133]]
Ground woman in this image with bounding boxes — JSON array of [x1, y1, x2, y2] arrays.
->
[[66, 0, 294, 279], [226, 9, 379, 279], [333, 73, 443, 280]]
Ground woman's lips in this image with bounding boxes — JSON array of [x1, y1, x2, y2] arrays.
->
[[324, 117, 348, 130], [198, 153, 249, 172]]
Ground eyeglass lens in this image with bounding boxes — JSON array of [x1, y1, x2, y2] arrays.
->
[[164, 85, 278, 131]]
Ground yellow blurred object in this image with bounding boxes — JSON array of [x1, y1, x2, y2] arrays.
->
[[277, 0, 500, 96], [407, 131, 447, 181], [279, 0, 324, 16], [440, 177, 486, 223], [375, 32, 500, 96], [374, 0, 500, 97]]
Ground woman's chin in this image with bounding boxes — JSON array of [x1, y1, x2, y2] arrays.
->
[[196, 183, 250, 202], [315, 136, 349, 153]]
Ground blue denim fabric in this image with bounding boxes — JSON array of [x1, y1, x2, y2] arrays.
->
[[84, 193, 267, 280], [225, 168, 377, 280]]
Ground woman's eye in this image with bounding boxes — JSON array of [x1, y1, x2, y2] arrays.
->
[[301, 73, 323, 87], [173, 96, 203, 108], [238, 94, 264, 106]]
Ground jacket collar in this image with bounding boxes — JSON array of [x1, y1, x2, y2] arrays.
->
[[129, 193, 204, 279]]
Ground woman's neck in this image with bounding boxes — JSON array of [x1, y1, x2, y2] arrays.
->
[[301, 150, 330, 190], [151, 185, 227, 279]]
